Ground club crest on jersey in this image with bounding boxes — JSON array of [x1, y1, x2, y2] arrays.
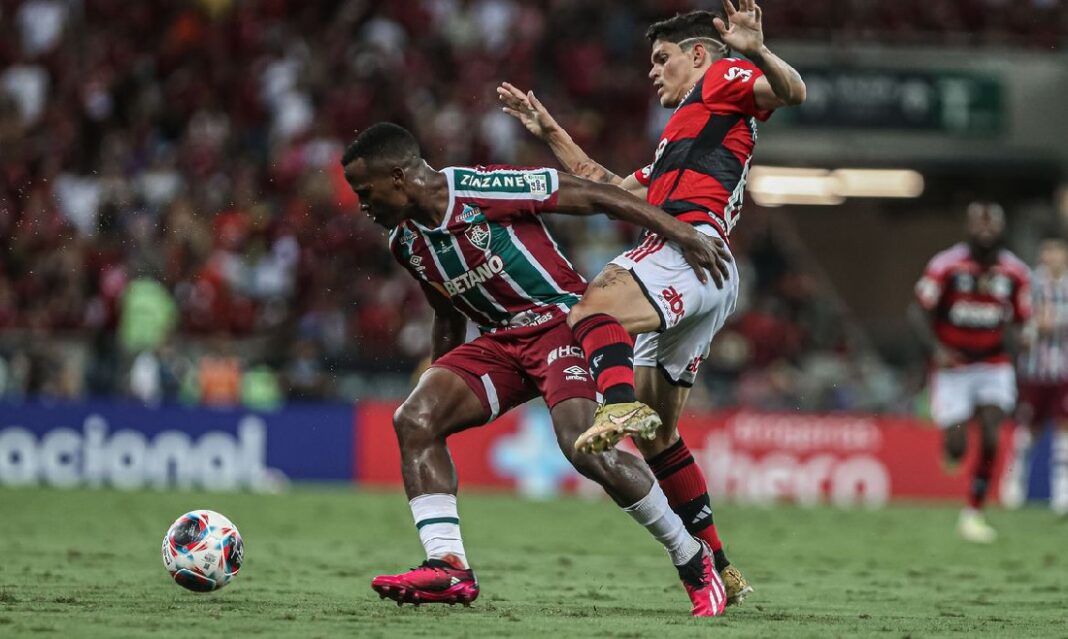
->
[[465, 222, 492, 251], [523, 172, 548, 196], [955, 273, 975, 293], [457, 204, 483, 224]]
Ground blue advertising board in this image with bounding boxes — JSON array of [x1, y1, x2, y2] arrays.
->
[[0, 401, 356, 490]]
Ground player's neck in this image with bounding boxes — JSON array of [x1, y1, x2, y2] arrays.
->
[[409, 167, 450, 227]]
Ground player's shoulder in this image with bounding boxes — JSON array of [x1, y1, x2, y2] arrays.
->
[[927, 242, 971, 271], [706, 57, 760, 80], [996, 248, 1031, 278]]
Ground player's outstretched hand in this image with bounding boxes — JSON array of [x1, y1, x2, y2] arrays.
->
[[497, 82, 562, 140], [713, 0, 765, 57], [677, 230, 732, 288]]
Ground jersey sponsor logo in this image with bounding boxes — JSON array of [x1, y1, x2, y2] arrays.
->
[[660, 286, 685, 324], [465, 222, 492, 251], [523, 172, 548, 196], [458, 171, 543, 192], [457, 204, 483, 223], [443, 255, 505, 296], [401, 227, 417, 253], [981, 273, 1012, 299], [504, 310, 555, 330], [948, 300, 1005, 328], [723, 66, 754, 82], [547, 345, 585, 366], [409, 255, 425, 272], [562, 365, 589, 381]]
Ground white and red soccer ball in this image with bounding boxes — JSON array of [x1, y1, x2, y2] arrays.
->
[[162, 510, 244, 592]]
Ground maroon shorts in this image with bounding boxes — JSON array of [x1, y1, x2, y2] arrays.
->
[[431, 318, 597, 422], [1017, 381, 1068, 426]]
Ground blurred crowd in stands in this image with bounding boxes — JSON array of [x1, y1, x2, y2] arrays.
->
[[0, 0, 1063, 409]]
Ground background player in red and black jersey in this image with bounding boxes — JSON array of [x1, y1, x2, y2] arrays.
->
[[498, 1, 805, 605], [911, 203, 1032, 543]]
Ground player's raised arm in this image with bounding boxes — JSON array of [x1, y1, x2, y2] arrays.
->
[[713, 0, 806, 111], [496, 82, 648, 198], [551, 173, 731, 287], [418, 281, 468, 361]]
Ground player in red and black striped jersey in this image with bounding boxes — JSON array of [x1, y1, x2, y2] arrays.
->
[[499, 0, 806, 606], [910, 202, 1032, 542]]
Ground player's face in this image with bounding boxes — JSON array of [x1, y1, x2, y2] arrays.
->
[[966, 203, 1005, 250], [649, 40, 698, 107], [344, 158, 410, 228]]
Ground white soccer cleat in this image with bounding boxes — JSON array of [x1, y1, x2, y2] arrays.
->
[[957, 509, 997, 544]]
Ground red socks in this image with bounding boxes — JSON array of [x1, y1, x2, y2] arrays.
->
[[968, 451, 996, 510], [571, 313, 636, 404], [647, 438, 729, 570]]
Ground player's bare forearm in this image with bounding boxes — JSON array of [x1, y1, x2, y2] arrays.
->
[[419, 281, 466, 361], [750, 46, 806, 109], [544, 130, 622, 185], [554, 174, 692, 242]]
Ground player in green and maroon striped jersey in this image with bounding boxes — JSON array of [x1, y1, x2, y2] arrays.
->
[[341, 123, 734, 617]]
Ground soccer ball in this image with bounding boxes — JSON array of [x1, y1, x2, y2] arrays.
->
[[162, 510, 244, 592]]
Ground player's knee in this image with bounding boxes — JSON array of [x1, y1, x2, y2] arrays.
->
[[567, 301, 596, 328], [392, 402, 438, 447]]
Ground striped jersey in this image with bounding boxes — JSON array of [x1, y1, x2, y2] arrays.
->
[[1019, 266, 1068, 383], [915, 243, 1032, 366], [632, 57, 773, 237], [389, 166, 585, 332]]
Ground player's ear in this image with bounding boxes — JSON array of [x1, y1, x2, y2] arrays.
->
[[390, 166, 405, 188], [691, 42, 707, 68]]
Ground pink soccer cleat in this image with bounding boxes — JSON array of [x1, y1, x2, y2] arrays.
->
[[371, 557, 480, 607], [676, 541, 727, 617]]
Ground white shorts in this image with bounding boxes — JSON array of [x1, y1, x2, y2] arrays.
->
[[611, 225, 739, 387], [929, 362, 1016, 428]]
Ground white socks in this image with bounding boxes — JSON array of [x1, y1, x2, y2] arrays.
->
[[1053, 431, 1068, 515], [1003, 427, 1033, 509], [624, 482, 702, 566], [410, 494, 469, 568]]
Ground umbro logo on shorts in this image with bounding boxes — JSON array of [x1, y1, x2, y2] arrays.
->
[[562, 365, 588, 381]]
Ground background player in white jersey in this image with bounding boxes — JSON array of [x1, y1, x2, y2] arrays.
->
[[1003, 236, 1068, 515], [497, 0, 805, 604], [911, 203, 1032, 542]]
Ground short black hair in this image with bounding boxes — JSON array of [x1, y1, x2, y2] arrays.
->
[[645, 10, 726, 45], [340, 122, 421, 169]]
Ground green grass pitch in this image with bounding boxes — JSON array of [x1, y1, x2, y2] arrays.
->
[[0, 486, 1065, 638]]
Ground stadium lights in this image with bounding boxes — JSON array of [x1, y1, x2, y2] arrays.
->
[[747, 166, 924, 206]]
